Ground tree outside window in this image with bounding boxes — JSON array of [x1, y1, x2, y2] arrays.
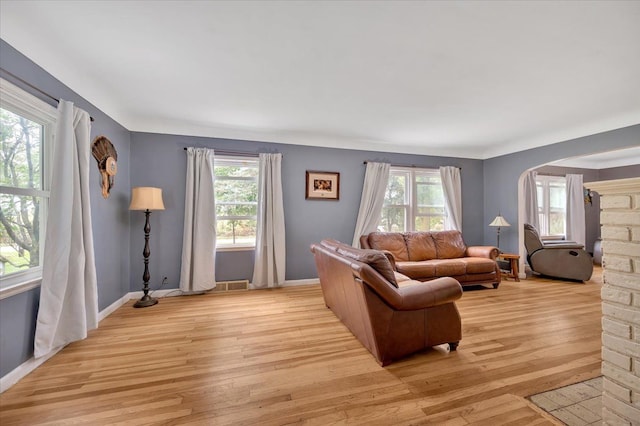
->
[[379, 167, 445, 232], [0, 106, 46, 278], [214, 157, 258, 248], [536, 175, 566, 236]]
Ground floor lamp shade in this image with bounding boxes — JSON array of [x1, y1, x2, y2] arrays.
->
[[129, 187, 165, 308], [129, 187, 165, 211]]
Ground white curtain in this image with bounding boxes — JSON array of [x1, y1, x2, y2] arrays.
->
[[179, 148, 217, 292], [566, 174, 586, 246], [352, 162, 390, 247], [523, 170, 540, 230], [439, 166, 462, 231], [34, 101, 97, 358], [252, 153, 286, 288]]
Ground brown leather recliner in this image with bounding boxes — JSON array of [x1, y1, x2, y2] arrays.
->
[[310, 239, 463, 366]]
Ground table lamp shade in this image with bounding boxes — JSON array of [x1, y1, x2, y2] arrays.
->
[[129, 187, 165, 211]]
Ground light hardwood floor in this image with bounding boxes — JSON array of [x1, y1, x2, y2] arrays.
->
[[0, 270, 603, 425]]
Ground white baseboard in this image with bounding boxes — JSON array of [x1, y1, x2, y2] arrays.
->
[[0, 345, 63, 393], [1, 280, 320, 393], [129, 288, 184, 300], [280, 278, 320, 287], [248, 278, 319, 290], [1, 292, 132, 394], [98, 293, 130, 322]]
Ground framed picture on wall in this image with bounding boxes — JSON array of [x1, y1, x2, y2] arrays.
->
[[306, 171, 340, 200]]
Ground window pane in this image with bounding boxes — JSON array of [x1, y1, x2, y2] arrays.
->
[[216, 219, 256, 246], [216, 203, 257, 218], [215, 164, 258, 178], [0, 194, 42, 276], [379, 207, 406, 232], [215, 180, 257, 203], [384, 173, 407, 204], [0, 108, 43, 190], [415, 215, 445, 232], [549, 213, 565, 235], [549, 185, 566, 209], [416, 182, 443, 207]]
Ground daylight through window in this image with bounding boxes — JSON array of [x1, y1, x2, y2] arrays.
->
[[536, 175, 566, 237], [0, 79, 56, 291], [379, 167, 445, 232], [214, 156, 258, 248]]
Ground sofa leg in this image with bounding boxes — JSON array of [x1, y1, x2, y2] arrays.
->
[[492, 283, 499, 289], [449, 342, 459, 351]]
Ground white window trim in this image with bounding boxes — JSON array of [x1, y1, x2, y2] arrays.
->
[[382, 166, 445, 232], [0, 78, 56, 297], [214, 156, 259, 250], [536, 174, 567, 237]]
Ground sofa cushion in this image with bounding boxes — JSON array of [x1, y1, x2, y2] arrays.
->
[[336, 245, 398, 288], [432, 231, 467, 259], [366, 232, 409, 261], [429, 258, 467, 276], [396, 261, 436, 279], [404, 232, 437, 261], [464, 257, 498, 274]]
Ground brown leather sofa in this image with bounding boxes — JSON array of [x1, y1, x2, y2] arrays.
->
[[360, 231, 501, 289], [310, 239, 463, 366]]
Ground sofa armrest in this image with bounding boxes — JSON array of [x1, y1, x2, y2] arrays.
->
[[466, 245, 499, 260], [396, 277, 463, 310], [351, 261, 462, 311], [540, 242, 585, 249], [380, 250, 397, 270]]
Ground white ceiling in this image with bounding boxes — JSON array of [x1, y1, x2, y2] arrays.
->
[[1, 1, 639, 159], [550, 146, 640, 169]]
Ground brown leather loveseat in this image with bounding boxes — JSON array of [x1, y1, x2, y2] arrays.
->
[[360, 231, 501, 289], [310, 239, 463, 366]]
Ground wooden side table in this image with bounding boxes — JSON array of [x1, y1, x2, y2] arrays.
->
[[498, 253, 520, 282]]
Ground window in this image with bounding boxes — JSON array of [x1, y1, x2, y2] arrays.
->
[[0, 79, 56, 294], [214, 156, 258, 249], [379, 167, 445, 232], [536, 175, 566, 237]]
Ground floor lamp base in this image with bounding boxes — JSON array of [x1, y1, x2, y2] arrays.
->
[[133, 294, 158, 308]]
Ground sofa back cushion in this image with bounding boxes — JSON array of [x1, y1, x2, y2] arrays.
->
[[432, 231, 467, 259], [336, 245, 398, 288], [404, 232, 437, 261], [365, 232, 409, 261]]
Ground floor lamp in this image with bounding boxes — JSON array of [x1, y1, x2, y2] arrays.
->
[[489, 213, 510, 252], [129, 187, 165, 308]]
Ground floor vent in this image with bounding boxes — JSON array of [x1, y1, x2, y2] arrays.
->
[[212, 280, 249, 292]]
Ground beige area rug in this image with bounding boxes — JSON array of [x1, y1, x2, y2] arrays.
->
[[528, 377, 603, 426]]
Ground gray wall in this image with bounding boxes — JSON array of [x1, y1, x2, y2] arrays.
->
[[130, 132, 485, 289], [0, 40, 131, 377], [1, 36, 639, 382], [483, 125, 640, 255]]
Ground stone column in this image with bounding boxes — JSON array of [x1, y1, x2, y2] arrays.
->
[[588, 177, 640, 426]]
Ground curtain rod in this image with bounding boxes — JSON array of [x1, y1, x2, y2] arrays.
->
[[363, 161, 461, 170], [0, 67, 95, 122], [183, 147, 261, 158]]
